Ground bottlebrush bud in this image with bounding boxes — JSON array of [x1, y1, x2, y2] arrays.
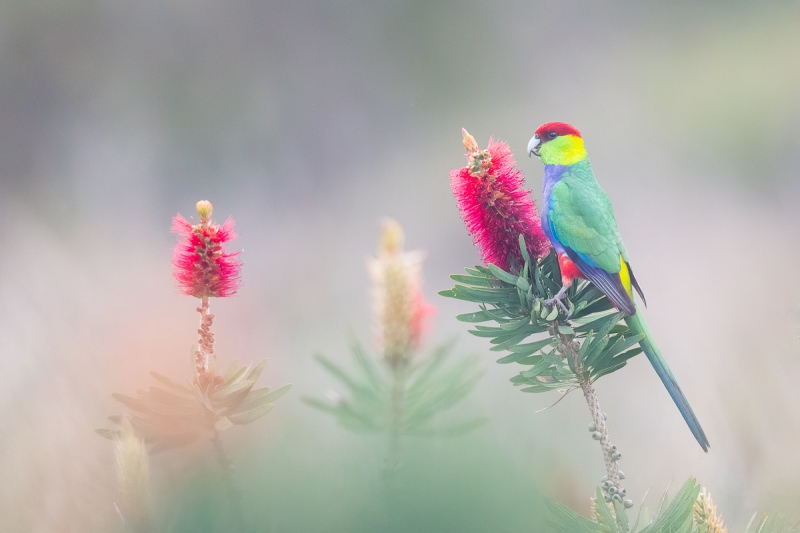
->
[[195, 200, 213, 224]]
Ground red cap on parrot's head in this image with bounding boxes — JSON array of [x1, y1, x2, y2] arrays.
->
[[535, 122, 582, 139]]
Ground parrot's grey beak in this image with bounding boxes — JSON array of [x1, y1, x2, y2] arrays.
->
[[527, 134, 541, 157]]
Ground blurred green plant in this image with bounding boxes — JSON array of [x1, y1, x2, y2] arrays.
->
[[306, 219, 484, 467], [744, 512, 800, 533], [549, 478, 700, 532], [306, 339, 484, 437], [97, 358, 291, 452]]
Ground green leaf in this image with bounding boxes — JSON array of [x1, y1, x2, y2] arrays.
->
[[593, 487, 621, 532], [588, 334, 644, 371], [545, 496, 609, 533], [468, 325, 505, 338], [519, 234, 532, 265], [575, 311, 624, 334], [223, 358, 241, 382], [612, 499, 630, 532], [489, 330, 535, 351], [521, 356, 558, 379], [640, 478, 700, 533], [314, 355, 371, 396], [227, 402, 275, 425], [95, 428, 118, 440], [450, 274, 496, 287], [495, 352, 525, 364], [236, 383, 292, 414], [488, 264, 519, 285], [245, 359, 268, 382], [507, 337, 555, 355], [450, 285, 520, 305], [515, 277, 531, 292], [498, 317, 533, 331], [556, 325, 574, 336], [579, 298, 615, 317], [583, 335, 610, 370], [470, 265, 493, 276], [591, 348, 642, 380], [351, 341, 383, 391], [456, 310, 496, 323], [211, 364, 250, 400], [405, 344, 453, 396], [150, 372, 192, 395], [211, 378, 257, 408]]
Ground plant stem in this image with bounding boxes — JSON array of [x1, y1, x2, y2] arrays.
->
[[555, 325, 624, 496], [196, 295, 215, 384], [210, 431, 247, 531], [387, 366, 407, 470], [579, 378, 621, 491]]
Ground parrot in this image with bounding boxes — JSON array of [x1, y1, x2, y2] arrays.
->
[[527, 122, 709, 452]]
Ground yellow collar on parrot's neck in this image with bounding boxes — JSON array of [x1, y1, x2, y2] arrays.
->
[[540, 134, 587, 166]]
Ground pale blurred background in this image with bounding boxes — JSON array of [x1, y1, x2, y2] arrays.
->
[[1, 1, 799, 531]]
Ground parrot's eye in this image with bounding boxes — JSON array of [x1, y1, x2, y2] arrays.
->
[[547, 131, 558, 140]]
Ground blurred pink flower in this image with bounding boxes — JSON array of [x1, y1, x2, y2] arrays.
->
[[409, 292, 435, 351], [368, 219, 434, 368], [450, 129, 550, 272], [172, 201, 241, 299]]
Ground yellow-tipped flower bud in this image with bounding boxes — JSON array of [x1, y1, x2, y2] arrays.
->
[[379, 218, 405, 258], [196, 200, 213, 225]]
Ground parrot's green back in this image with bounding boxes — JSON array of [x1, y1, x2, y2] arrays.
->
[[546, 160, 644, 316], [549, 161, 629, 272]]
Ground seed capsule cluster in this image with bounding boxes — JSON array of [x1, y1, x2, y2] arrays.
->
[[589, 413, 633, 509]]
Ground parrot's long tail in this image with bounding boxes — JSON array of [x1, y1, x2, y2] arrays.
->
[[624, 310, 710, 452]]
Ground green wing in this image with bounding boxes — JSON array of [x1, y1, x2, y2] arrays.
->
[[549, 176, 627, 273], [549, 172, 644, 314]]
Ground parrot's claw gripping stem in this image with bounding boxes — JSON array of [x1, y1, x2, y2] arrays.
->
[[544, 285, 570, 316]]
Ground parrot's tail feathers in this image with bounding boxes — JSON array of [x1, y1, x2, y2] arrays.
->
[[625, 311, 709, 452], [625, 261, 647, 307]]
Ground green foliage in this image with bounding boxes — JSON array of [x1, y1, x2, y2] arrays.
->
[[97, 359, 291, 451], [440, 237, 642, 394], [745, 513, 800, 533], [547, 478, 701, 533], [305, 340, 485, 436]]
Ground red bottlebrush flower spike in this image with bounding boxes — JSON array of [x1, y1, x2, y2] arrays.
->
[[172, 201, 242, 298], [450, 129, 551, 272]]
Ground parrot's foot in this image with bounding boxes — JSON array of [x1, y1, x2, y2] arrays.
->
[[544, 286, 570, 316]]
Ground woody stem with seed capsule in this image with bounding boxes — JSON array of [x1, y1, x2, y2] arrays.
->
[[555, 323, 624, 497], [195, 294, 215, 385]]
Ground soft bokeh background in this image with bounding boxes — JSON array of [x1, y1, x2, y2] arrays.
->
[[2, 1, 799, 531]]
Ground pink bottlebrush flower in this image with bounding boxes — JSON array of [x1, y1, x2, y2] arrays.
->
[[409, 291, 436, 351], [172, 200, 242, 298], [450, 129, 551, 272]]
